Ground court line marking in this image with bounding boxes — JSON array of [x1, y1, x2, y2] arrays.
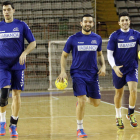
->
[[5, 99, 140, 120], [6, 113, 140, 120], [101, 101, 140, 114], [52, 96, 59, 100], [8, 96, 59, 104], [5, 101, 140, 120], [50, 92, 53, 138]]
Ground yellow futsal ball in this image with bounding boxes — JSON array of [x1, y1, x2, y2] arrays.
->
[[55, 78, 68, 90], [138, 51, 140, 59]]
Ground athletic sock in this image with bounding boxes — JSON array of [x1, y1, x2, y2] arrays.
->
[[12, 116, 18, 120], [115, 107, 122, 118], [77, 120, 83, 130], [10, 116, 18, 126], [0, 111, 6, 122], [128, 105, 135, 115]]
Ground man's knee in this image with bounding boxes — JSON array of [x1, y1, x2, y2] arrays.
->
[[94, 100, 100, 107], [12, 90, 21, 103], [77, 95, 87, 107], [0, 88, 10, 107], [130, 89, 137, 100], [130, 89, 137, 94], [89, 98, 100, 107], [115, 91, 124, 99]]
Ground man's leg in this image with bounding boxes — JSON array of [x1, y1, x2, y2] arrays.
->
[[114, 87, 124, 129], [0, 86, 10, 136], [9, 89, 21, 138], [76, 95, 87, 138], [127, 81, 138, 127], [11, 90, 21, 117], [86, 97, 100, 107]]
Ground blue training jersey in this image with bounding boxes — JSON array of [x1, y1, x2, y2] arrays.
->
[[0, 19, 35, 70], [107, 29, 140, 74], [63, 31, 102, 79]]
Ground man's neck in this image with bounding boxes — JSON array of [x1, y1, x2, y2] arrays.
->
[[5, 18, 13, 23], [121, 28, 130, 32], [82, 30, 91, 35]]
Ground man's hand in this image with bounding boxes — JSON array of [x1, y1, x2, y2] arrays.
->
[[113, 65, 123, 78], [57, 72, 68, 82], [98, 66, 106, 76], [19, 52, 27, 65]]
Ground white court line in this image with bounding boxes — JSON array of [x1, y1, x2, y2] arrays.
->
[[5, 98, 140, 120], [5, 101, 140, 120], [8, 96, 59, 104], [50, 92, 53, 139], [6, 114, 140, 120], [52, 96, 59, 100], [101, 101, 140, 114], [122, 104, 140, 105]]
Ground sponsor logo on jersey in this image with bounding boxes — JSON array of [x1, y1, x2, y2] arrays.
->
[[91, 40, 97, 44], [118, 39, 124, 41], [118, 42, 136, 48], [78, 45, 98, 51], [13, 27, 19, 31], [0, 32, 20, 39], [129, 36, 135, 40], [0, 31, 5, 32], [78, 42, 84, 44]]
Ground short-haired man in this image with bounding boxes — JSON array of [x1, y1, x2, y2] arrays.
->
[[0, 1, 36, 138], [107, 11, 139, 129], [57, 14, 106, 138]]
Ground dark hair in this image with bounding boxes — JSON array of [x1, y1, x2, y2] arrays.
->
[[81, 14, 94, 21], [119, 11, 130, 21], [2, 1, 14, 9]]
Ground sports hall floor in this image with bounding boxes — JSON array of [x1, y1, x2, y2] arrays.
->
[[2, 89, 140, 140]]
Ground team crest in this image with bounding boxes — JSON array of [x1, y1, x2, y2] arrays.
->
[[91, 40, 97, 44], [129, 36, 134, 40], [13, 27, 19, 31]]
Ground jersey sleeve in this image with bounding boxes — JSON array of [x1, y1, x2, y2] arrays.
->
[[97, 36, 102, 51], [23, 22, 35, 43], [107, 32, 116, 51], [63, 36, 73, 53]]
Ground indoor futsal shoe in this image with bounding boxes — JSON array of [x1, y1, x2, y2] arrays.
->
[[116, 118, 124, 129], [0, 122, 6, 136], [9, 125, 18, 138], [77, 129, 87, 138], [126, 114, 138, 127]]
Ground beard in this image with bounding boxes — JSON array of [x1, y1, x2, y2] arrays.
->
[[82, 26, 92, 32]]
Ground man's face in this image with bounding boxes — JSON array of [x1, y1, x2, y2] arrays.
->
[[118, 16, 130, 30], [3, 5, 15, 21], [80, 17, 94, 32]]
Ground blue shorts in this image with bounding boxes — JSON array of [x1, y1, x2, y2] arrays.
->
[[72, 77, 101, 99], [112, 68, 138, 89], [0, 69, 24, 90]]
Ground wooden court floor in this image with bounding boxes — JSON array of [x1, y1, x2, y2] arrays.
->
[[1, 90, 140, 140]]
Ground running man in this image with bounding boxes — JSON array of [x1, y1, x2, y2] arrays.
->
[[57, 14, 106, 138], [107, 11, 139, 129]]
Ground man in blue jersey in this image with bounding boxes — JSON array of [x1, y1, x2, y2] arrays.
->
[[107, 11, 139, 129], [0, 1, 36, 138], [57, 14, 106, 138]]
